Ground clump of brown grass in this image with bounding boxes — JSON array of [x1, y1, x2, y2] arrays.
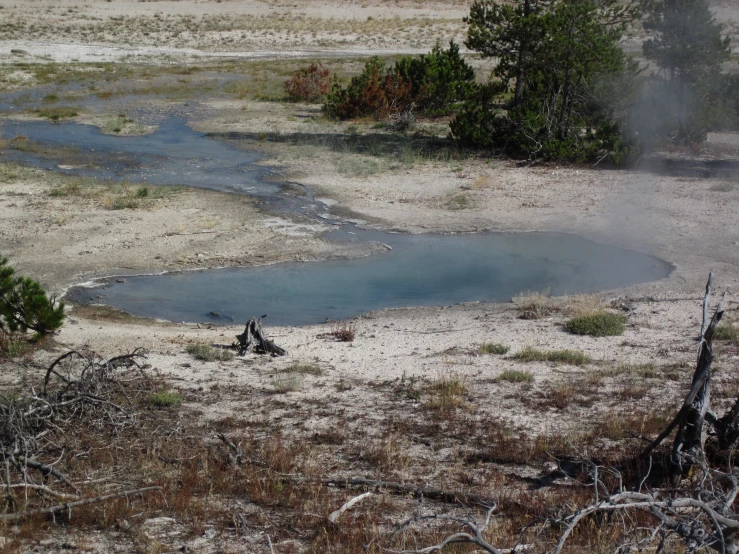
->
[[471, 175, 492, 189], [364, 432, 411, 473], [559, 293, 606, 317], [330, 321, 356, 342], [424, 370, 469, 411], [513, 289, 554, 319]]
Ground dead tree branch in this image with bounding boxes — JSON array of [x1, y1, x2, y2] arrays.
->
[[0, 486, 162, 522]]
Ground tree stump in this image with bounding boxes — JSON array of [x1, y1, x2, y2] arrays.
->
[[235, 318, 286, 357]]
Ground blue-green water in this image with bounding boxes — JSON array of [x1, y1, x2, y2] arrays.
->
[[69, 232, 671, 326]]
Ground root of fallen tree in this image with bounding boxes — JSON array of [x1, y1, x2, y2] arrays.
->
[[0, 348, 161, 521]]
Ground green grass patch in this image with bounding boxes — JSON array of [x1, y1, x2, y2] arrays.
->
[[494, 369, 534, 383], [715, 324, 738, 342], [185, 343, 235, 362], [446, 194, 475, 210], [565, 312, 627, 337], [149, 390, 183, 408], [478, 342, 510, 355], [34, 106, 79, 120], [513, 346, 591, 366]]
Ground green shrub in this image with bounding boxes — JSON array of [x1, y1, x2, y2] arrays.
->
[[0, 256, 65, 336], [394, 41, 475, 115], [478, 342, 510, 355], [494, 369, 534, 383], [186, 343, 234, 362], [149, 390, 183, 408], [565, 312, 627, 337], [323, 41, 474, 121], [513, 346, 590, 366]]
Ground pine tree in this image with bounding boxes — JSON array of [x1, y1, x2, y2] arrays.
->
[[642, 0, 731, 143], [454, 0, 642, 162], [0, 257, 65, 336]]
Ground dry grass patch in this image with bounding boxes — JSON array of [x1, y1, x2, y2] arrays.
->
[[513, 346, 591, 366], [513, 289, 553, 319], [715, 322, 738, 342], [478, 342, 510, 355], [282, 362, 324, 376], [273, 372, 302, 393], [494, 369, 534, 383], [471, 175, 493, 189], [185, 342, 234, 362], [424, 371, 469, 411]]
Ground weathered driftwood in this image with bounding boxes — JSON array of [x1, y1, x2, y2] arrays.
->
[[328, 492, 373, 524], [642, 272, 725, 476], [235, 317, 286, 357]]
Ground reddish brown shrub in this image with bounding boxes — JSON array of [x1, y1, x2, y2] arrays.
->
[[284, 63, 331, 102]]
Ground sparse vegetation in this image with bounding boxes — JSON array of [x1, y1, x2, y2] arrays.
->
[[565, 311, 627, 336], [273, 371, 302, 393], [494, 369, 534, 383], [513, 346, 591, 366], [281, 362, 323, 376], [330, 321, 356, 342], [185, 343, 234, 362], [478, 342, 509, 355], [513, 289, 554, 319], [424, 371, 468, 411], [715, 323, 738, 342], [149, 389, 183, 408], [710, 182, 735, 192], [34, 106, 79, 120]]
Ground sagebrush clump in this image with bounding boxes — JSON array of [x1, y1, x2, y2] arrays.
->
[[185, 343, 234, 362], [565, 312, 627, 337]]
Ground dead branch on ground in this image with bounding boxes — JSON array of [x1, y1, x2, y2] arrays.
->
[[0, 348, 158, 520]]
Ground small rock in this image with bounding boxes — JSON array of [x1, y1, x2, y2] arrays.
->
[[10, 49, 30, 56]]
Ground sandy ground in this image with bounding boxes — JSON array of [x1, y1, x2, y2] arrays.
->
[[0, 1, 739, 551]]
